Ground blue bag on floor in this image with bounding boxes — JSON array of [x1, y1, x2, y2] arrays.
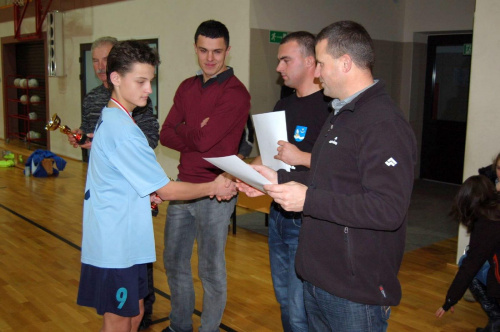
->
[[25, 149, 66, 177]]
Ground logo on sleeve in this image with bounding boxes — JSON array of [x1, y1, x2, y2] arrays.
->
[[385, 157, 398, 167], [294, 126, 308, 142]]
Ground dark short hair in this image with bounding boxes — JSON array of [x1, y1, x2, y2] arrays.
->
[[281, 31, 316, 58], [106, 40, 160, 91], [316, 20, 375, 71], [194, 20, 229, 47]]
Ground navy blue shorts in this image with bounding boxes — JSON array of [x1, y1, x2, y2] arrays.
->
[[77, 263, 148, 316]]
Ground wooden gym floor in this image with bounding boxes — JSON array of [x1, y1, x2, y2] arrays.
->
[[0, 139, 488, 331]]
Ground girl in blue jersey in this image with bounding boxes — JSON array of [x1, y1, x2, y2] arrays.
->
[[77, 40, 236, 332]]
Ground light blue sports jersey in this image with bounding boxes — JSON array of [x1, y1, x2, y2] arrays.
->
[[81, 107, 169, 268]]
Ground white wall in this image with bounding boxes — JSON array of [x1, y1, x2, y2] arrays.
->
[[250, 0, 405, 40], [250, 0, 473, 42], [403, 0, 476, 42], [0, 0, 251, 177], [457, 0, 500, 261]]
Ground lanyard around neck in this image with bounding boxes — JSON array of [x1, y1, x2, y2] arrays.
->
[[110, 98, 135, 123]]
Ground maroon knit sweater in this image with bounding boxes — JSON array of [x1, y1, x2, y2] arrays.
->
[[160, 68, 250, 183]]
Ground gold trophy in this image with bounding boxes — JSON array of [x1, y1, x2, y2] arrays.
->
[[45, 113, 90, 144]]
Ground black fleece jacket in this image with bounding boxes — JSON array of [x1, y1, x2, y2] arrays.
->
[[278, 81, 417, 306]]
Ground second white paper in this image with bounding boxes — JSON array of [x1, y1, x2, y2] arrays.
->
[[204, 155, 272, 193], [252, 110, 290, 171]]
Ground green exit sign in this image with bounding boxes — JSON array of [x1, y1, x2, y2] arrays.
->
[[270, 31, 287, 44], [463, 43, 472, 55]]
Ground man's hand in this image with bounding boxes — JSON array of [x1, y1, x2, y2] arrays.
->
[[264, 181, 307, 212], [150, 192, 163, 205], [222, 171, 236, 182], [67, 129, 82, 148], [67, 129, 93, 149], [212, 174, 237, 201], [236, 180, 266, 197], [275, 140, 310, 167], [79, 133, 93, 149], [252, 165, 278, 184], [235, 164, 277, 197]]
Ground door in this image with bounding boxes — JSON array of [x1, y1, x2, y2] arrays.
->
[[420, 34, 472, 184]]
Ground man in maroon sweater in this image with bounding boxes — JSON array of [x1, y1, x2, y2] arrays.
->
[[159, 20, 250, 332]]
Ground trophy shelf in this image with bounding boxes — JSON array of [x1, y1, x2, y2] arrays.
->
[[5, 74, 47, 148]]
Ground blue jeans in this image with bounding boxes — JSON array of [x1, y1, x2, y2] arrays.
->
[[163, 196, 236, 332], [304, 281, 390, 332], [268, 203, 307, 332]]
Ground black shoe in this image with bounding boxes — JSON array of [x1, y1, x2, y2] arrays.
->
[[477, 318, 500, 332], [138, 314, 152, 330]]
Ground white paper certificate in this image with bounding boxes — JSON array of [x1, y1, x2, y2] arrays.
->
[[204, 155, 272, 192], [252, 111, 291, 171]]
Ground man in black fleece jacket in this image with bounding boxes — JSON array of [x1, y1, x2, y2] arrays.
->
[[239, 21, 417, 331]]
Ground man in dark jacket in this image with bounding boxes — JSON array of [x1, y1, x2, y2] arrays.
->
[[240, 21, 417, 331]]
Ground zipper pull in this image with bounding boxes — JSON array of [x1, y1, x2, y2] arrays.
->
[[379, 285, 387, 298]]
